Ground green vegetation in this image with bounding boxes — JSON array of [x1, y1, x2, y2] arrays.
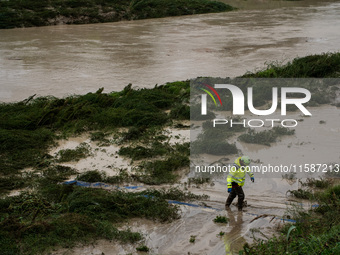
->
[[282, 172, 297, 183], [118, 140, 174, 161], [190, 104, 216, 120], [0, 185, 181, 254], [213, 215, 229, 223], [0, 0, 234, 29], [189, 235, 196, 243], [287, 188, 313, 199], [0, 171, 210, 254], [131, 0, 233, 19], [301, 177, 330, 189], [137, 151, 190, 185], [119, 141, 190, 185], [191, 119, 241, 156], [136, 245, 150, 252], [242, 53, 340, 78], [76, 169, 108, 182], [0, 164, 77, 196], [55, 142, 92, 162], [238, 127, 295, 146], [0, 82, 190, 195], [90, 131, 112, 146], [188, 177, 211, 185], [286, 178, 331, 199], [0, 128, 55, 176], [1, 52, 340, 254], [192, 139, 238, 155], [140, 187, 208, 201], [119, 126, 167, 144], [170, 104, 190, 120], [241, 185, 340, 254], [77, 169, 133, 184], [220, 55, 340, 109]]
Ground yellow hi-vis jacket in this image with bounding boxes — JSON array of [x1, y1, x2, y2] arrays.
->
[[227, 157, 254, 188]]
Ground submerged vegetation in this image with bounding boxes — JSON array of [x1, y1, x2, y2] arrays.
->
[[1, 52, 340, 254], [137, 151, 190, 185], [213, 215, 229, 223], [238, 127, 295, 146], [0, 81, 190, 194], [0, 0, 234, 29], [300, 177, 330, 189], [0, 186, 180, 254], [191, 119, 241, 155], [241, 185, 340, 254], [0, 81, 194, 253], [140, 187, 208, 201]]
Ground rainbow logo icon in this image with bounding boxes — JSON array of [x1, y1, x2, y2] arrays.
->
[[199, 83, 223, 106]]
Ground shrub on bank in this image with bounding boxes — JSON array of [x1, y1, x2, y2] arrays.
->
[[0, 0, 234, 29], [242, 52, 340, 78]]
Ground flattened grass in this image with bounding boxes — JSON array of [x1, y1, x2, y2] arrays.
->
[[137, 143, 190, 185], [0, 82, 189, 179], [238, 127, 295, 146], [241, 185, 340, 254], [0, 186, 180, 254], [242, 52, 340, 78]]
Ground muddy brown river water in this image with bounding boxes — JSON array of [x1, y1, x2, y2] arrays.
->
[[1, 0, 340, 102]]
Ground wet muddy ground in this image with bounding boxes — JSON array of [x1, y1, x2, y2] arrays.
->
[[44, 104, 339, 255]]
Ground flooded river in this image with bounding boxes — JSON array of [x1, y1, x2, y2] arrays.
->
[[1, 1, 340, 254], [1, 0, 340, 102]]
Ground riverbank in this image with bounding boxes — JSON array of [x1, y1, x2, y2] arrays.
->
[[0, 53, 339, 254], [0, 0, 234, 29]]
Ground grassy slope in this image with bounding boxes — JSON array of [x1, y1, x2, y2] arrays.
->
[[0, 0, 234, 29]]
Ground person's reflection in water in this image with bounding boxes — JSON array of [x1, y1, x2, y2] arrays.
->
[[223, 210, 246, 255]]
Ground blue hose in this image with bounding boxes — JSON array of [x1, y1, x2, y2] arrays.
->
[[62, 180, 297, 222]]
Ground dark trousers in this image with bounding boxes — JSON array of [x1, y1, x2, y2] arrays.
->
[[225, 184, 245, 210]]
